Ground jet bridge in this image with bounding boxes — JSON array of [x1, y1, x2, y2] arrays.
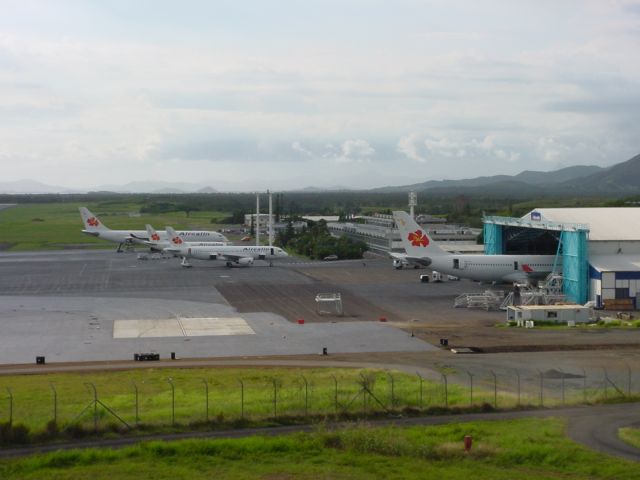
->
[[483, 215, 589, 304]]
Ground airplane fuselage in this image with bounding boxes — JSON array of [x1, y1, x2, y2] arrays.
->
[[429, 254, 559, 283], [82, 229, 225, 245], [177, 245, 286, 261]]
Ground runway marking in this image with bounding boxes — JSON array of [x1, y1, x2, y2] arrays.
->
[[176, 316, 187, 337], [113, 317, 255, 338]]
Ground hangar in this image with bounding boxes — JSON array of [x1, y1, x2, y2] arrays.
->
[[483, 208, 640, 308]]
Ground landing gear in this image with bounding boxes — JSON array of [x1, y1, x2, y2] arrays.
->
[[269, 260, 273, 267], [118, 242, 134, 253], [180, 257, 192, 268], [226, 261, 233, 268]]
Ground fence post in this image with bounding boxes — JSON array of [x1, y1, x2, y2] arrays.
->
[[272, 378, 278, 418], [387, 373, 395, 409], [131, 381, 139, 426], [603, 368, 608, 400], [84, 382, 98, 431], [538, 370, 544, 407], [466, 370, 474, 406], [201, 378, 209, 422], [515, 370, 520, 407], [416, 373, 423, 409], [331, 375, 338, 415], [301, 375, 308, 417], [559, 368, 565, 406], [167, 378, 175, 426], [491, 371, 497, 408], [628, 364, 632, 397], [50, 383, 57, 426], [6, 387, 12, 427], [582, 368, 587, 403], [238, 379, 244, 420], [359, 373, 368, 414], [441, 373, 448, 408]]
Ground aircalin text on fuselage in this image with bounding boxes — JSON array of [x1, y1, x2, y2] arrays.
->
[[163, 226, 288, 267]]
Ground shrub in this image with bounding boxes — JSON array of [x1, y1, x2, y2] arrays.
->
[[0, 422, 31, 445]]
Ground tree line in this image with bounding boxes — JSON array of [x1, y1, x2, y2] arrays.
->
[[276, 220, 368, 260]]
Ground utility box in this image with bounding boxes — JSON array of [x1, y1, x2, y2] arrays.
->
[[507, 305, 591, 324]]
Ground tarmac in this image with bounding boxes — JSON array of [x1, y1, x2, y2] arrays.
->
[[0, 250, 434, 364], [2, 248, 640, 385]]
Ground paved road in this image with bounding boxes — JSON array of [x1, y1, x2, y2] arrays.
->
[[0, 402, 638, 461]]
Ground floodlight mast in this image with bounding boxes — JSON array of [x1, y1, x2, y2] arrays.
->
[[256, 192, 260, 246], [409, 191, 417, 219], [268, 189, 273, 247]]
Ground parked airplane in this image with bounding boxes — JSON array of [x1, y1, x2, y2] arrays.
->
[[79, 207, 228, 252], [164, 226, 288, 267], [393, 211, 559, 283], [143, 224, 228, 251]]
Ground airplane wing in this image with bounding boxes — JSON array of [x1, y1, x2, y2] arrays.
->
[[217, 253, 254, 265]]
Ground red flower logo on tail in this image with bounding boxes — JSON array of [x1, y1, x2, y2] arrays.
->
[[172, 236, 183, 245], [408, 230, 429, 247], [151, 233, 160, 241], [87, 217, 99, 227]]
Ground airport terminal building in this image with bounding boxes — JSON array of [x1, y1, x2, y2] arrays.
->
[[327, 214, 481, 255], [483, 208, 640, 307]]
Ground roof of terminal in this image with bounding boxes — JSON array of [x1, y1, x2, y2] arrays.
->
[[522, 208, 640, 241], [589, 254, 640, 272]]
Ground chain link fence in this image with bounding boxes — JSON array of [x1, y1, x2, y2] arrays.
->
[[0, 366, 637, 437]]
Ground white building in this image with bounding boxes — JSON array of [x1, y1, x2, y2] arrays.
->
[[244, 213, 274, 229], [525, 208, 640, 308]]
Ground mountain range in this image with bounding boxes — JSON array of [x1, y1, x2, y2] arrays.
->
[[374, 153, 640, 197], [1, 153, 639, 196]]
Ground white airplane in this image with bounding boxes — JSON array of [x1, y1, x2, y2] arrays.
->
[[393, 211, 560, 283], [164, 226, 288, 267], [79, 207, 228, 252], [143, 224, 229, 251]]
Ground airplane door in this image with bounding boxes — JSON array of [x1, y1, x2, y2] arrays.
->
[[453, 258, 459, 269], [271, 248, 274, 255], [514, 261, 518, 271]]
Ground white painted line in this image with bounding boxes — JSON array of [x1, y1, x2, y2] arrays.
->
[[113, 317, 255, 338]]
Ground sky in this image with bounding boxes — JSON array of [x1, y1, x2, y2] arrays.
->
[[1, 0, 639, 191]]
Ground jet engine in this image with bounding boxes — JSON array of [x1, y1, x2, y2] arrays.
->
[[237, 257, 254, 265]]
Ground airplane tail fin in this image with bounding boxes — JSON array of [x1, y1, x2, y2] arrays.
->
[[79, 207, 108, 231], [165, 226, 186, 247], [145, 224, 162, 246], [392, 211, 449, 258]]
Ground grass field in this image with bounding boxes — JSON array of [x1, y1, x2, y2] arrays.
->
[[0, 367, 480, 436], [0, 202, 230, 251], [620, 427, 640, 449], [1, 418, 638, 479], [0, 366, 632, 439]]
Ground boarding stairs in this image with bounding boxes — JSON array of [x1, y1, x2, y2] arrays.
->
[[454, 290, 505, 310]]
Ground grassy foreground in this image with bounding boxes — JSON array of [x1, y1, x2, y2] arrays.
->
[[620, 427, 640, 449], [0, 367, 477, 437], [0, 202, 229, 251], [1, 418, 639, 479]]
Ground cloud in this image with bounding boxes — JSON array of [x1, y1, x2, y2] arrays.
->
[[0, 2, 639, 188], [291, 141, 313, 156], [335, 139, 375, 163], [397, 133, 427, 162], [398, 133, 522, 164]]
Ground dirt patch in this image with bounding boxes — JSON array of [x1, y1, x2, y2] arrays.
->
[[475, 343, 640, 354], [217, 282, 396, 323]]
